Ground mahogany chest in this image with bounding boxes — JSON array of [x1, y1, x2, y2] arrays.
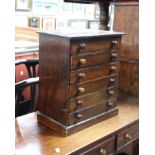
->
[[37, 30, 124, 136]]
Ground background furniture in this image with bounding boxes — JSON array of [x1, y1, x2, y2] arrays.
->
[[15, 58, 39, 117], [15, 77, 39, 117], [111, 2, 139, 96]]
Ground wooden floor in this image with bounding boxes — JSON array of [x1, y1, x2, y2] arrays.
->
[[15, 97, 139, 155]]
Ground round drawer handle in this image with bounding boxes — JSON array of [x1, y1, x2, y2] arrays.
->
[[111, 66, 117, 72], [99, 148, 107, 155], [79, 43, 86, 49], [75, 113, 83, 119], [78, 87, 85, 93], [125, 134, 132, 141], [78, 73, 86, 79], [112, 40, 118, 48], [107, 102, 114, 107], [110, 78, 116, 83], [80, 59, 87, 65], [108, 90, 115, 96], [76, 100, 84, 106], [111, 53, 118, 58]]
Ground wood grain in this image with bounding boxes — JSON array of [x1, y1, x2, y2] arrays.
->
[[16, 98, 139, 155]]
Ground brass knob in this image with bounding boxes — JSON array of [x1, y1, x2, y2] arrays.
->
[[112, 40, 118, 48], [80, 59, 87, 65], [125, 134, 132, 141], [111, 53, 118, 58], [76, 100, 84, 106], [99, 148, 107, 155], [76, 113, 83, 119], [110, 78, 115, 83], [79, 43, 86, 49], [78, 87, 85, 93], [108, 90, 115, 96], [111, 66, 117, 72], [107, 102, 114, 107], [78, 73, 86, 79]]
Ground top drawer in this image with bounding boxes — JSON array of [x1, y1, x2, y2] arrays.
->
[[71, 37, 121, 55]]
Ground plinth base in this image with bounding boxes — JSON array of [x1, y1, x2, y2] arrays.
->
[[37, 108, 118, 136]]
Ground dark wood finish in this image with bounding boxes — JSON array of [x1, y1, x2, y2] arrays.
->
[[71, 37, 121, 55], [69, 102, 117, 125], [38, 30, 123, 136], [116, 123, 139, 150], [116, 139, 139, 155], [71, 50, 119, 70], [38, 33, 70, 125], [15, 58, 39, 117], [70, 62, 120, 84], [99, 2, 110, 30], [15, 51, 39, 101], [112, 2, 139, 96], [15, 77, 39, 117], [16, 98, 139, 155], [70, 75, 118, 97], [38, 108, 118, 136], [69, 87, 117, 112], [78, 136, 115, 155]]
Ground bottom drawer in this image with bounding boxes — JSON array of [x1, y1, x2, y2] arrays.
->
[[69, 101, 117, 125], [116, 123, 139, 150], [80, 136, 115, 155]]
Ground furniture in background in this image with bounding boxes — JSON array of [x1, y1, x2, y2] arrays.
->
[[15, 77, 39, 117], [111, 2, 139, 96], [15, 58, 39, 117]]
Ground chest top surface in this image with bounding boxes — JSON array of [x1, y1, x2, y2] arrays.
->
[[39, 29, 125, 39]]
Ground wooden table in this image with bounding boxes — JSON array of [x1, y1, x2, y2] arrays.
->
[[16, 97, 139, 155]]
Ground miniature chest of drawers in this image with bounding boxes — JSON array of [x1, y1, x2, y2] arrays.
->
[[37, 30, 124, 136]]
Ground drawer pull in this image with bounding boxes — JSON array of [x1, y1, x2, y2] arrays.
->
[[79, 43, 86, 49], [108, 90, 115, 96], [125, 134, 132, 141], [111, 53, 118, 58], [76, 100, 84, 106], [111, 66, 117, 72], [80, 59, 87, 65], [112, 40, 118, 48], [75, 113, 83, 119], [78, 73, 86, 79], [107, 102, 114, 107], [78, 87, 85, 93], [99, 148, 107, 155], [110, 78, 115, 83]]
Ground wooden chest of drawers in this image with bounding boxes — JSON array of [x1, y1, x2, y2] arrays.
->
[[37, 30, 124, 136]]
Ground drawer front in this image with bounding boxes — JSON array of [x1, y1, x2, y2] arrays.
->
[[69, 101, 116, 125], [69, 87, 118, 112], [71, 37, 121, 55], [70, 63, 120, 85], [71, 51, 119, 70], [117, 123, 139, 150], [80, 136, 115, 155], [70, 75, 118, 97]]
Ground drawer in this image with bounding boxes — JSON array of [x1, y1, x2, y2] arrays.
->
[[79, 136, 115, 155], [70, 75, 118, 97], [69, 87, 118, 112], [70, 63, 120, 85], [71, 37, 121, 55], [69, 101, 116, 125], [117, 123, 139, 150], [71, 51, 119, 70]]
